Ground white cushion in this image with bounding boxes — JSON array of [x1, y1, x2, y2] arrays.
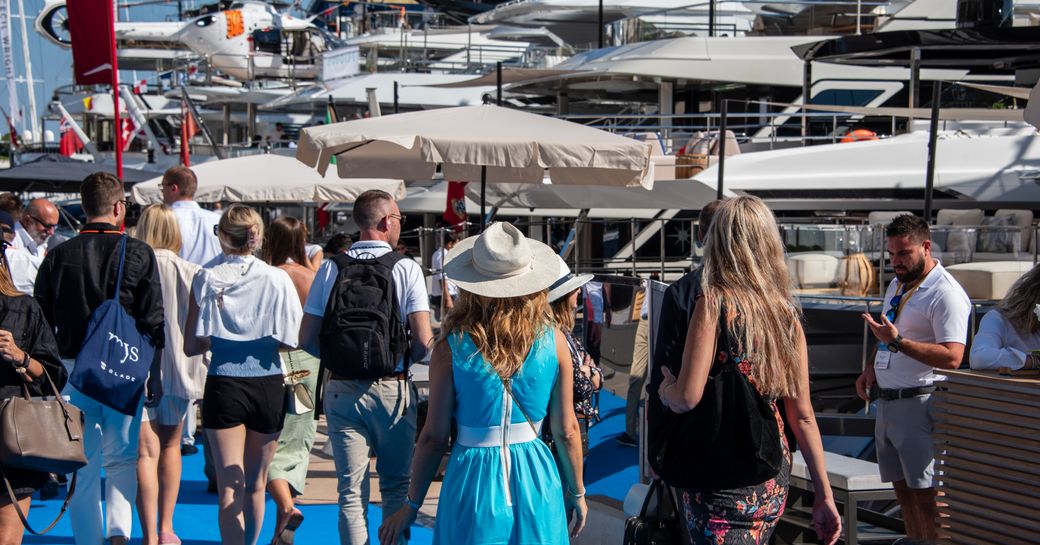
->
[[971, 252, 1035, 263], [790, 451, 890, 491], [976, 215, 1018, 254], [786, 253, 841, 288], [936, 208, 984, 227], [946, 261, 1035, 299], [866, 211, 913, 226], [995, 209, 1035, 252]]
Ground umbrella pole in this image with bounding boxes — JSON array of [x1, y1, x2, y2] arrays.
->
[[924, 82, 941, 223], [717, 99, 727, 200], [480, 165, 487, 231]]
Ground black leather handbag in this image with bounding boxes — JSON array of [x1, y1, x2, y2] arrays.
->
[[649, 311, 784, 491], [623, 479, 691, 545]]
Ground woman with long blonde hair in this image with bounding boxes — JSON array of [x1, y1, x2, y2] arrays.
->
[[658, 196, 841, 545], [379, 222, 587, 544], [970, 264, 1040, 370], [184, 204, 302, 545], [134, 204, 205, 545]]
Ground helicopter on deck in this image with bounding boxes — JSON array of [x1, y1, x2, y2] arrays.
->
[[35, 0, 345, 81]]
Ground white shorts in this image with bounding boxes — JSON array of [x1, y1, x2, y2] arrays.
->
[[142, 395, 192, 427]]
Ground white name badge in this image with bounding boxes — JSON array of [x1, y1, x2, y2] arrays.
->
[[875, 350, 892, 370]]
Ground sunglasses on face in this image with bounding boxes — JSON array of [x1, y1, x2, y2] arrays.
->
[[29, 215, 58, 231]]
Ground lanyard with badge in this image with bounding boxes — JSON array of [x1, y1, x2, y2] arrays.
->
[[874, 279, 923, 370]]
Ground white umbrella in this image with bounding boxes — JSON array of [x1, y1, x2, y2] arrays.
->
[[294, 104, 655, 227], [132, 154, 405, 204], [472, 179, 726, 211]]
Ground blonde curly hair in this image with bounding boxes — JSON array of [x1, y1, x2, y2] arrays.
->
[[441, 290, 552, 379]]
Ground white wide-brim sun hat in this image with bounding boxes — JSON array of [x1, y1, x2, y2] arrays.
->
[[443, 221, 560, 298], [547, 255, 595, 303]]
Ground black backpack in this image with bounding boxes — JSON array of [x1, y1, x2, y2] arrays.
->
[[319, 252, 409, 380]]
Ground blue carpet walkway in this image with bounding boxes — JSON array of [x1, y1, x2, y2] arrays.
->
[[23, 390, 637, 544]]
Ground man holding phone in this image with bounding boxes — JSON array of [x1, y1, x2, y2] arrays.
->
[[857, 214, 970, 545]]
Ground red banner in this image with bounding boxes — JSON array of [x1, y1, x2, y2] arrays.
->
[[66, 0, 116, 85], [443, 181, 468, 229]]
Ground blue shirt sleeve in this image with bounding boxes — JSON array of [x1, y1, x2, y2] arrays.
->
[[304, 260, 338, 317]]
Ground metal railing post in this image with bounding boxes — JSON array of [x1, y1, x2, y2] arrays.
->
[[630, 218, 638, 277], [862, 298, 871, 413], [659, 218, 666, 278]]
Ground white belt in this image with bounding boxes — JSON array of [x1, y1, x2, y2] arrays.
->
[[456, 421, 542, 448]]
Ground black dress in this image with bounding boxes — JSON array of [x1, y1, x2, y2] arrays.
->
[[0, 294, 66, 498]]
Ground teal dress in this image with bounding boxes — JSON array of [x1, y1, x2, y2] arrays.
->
[[434, 329, 568, 545]]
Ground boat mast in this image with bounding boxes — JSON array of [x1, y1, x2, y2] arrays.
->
[[14, 0, 37, 142]]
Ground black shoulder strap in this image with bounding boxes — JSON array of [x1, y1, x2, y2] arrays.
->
[[375, 251, 406, 269], [330, 252, 355, 273]]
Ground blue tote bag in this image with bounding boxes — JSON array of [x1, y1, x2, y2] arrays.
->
[[70, 235, 156, 415]]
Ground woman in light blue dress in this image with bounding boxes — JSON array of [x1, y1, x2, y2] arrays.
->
[[380, 222, 588, 544]]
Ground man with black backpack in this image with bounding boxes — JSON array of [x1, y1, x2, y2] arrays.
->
[[300, 189, 433, 545]]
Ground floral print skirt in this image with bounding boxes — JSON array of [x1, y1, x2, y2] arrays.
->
[[680, 425, 792, 545]]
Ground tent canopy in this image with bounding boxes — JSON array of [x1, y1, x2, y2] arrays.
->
[[0, 155, 158, 192], [132, 154, 405, 204], [295, 104, 655, 189]]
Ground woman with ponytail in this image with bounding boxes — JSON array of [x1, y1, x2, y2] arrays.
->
[[184, 204, 303, 545]]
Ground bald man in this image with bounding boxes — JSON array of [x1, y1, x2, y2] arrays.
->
[[9, 198, 60, 294]]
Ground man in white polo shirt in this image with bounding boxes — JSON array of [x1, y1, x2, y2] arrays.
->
[[160, 166, 222, 466], [160, 166, 221, 267], [857, 214, 970, 545], [299, 189, 433, 545]]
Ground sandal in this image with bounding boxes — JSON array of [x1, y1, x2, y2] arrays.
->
[[272, 510, 304, 545]]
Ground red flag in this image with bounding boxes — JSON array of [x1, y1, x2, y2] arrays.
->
[[443, 181, 468, 229], [66, 0, 116, 85], [121, 117, 140, 152], [59, 118, 83, 157], [317, 203, 331, 233], [180, 100, 198, 166]]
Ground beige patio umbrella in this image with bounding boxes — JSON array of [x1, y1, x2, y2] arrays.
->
[[294, 104, 655, 228], [132, 154, 405, 204]]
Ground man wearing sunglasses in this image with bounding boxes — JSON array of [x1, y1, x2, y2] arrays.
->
[[6, 198, 60, 294], [856, 214, 970, 545]]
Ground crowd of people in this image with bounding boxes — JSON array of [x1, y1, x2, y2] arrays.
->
[[0, 164, 1034, 545]]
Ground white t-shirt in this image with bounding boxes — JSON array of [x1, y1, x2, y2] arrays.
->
[[874, 260, 971, 389], [429, 246, 458, 298], [585, 281, 605, 323], [192, 254, 302, 347], [306, 243, 322, 260], [305, 240, 429, 372], [969, 310, 1040, 371], [171, 201, 222, 267], [9, 223, 47, 295]]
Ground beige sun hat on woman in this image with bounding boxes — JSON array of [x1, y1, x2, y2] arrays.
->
[[443, 221, 560, 298]]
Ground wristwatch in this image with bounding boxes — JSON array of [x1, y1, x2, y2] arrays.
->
[[13, 352, 29, 374], [888, 335, 904, 353]]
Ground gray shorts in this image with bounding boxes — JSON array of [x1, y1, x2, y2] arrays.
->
[[875, 394, 936, 489]]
